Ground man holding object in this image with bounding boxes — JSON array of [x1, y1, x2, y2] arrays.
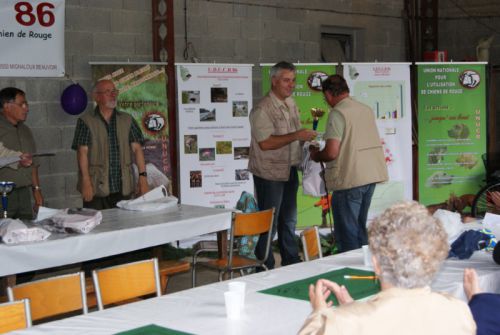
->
[[310, 75, 388, 252]]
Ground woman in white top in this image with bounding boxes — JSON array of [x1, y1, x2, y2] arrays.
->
[[299, 201, 476, 335]]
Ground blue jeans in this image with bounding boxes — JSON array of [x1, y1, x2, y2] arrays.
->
[[254, 167, 301, 269], [332, 183, 376, 253]]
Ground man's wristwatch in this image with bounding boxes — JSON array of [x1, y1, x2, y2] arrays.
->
[[139, 172, 147, 177], [32, 185, 41, 191]]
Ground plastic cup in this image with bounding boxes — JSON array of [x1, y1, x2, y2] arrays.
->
[[224, 291, 242, 319], [228, 281, 246, 307], [362, 245, 373, 267]]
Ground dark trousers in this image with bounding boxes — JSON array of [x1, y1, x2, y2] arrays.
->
[[81, 192, 131, 274], [254, 167, 301, 269], [4, 186, 33, 220], [332, 183, 376, 253], [83, 192, 130, 210]]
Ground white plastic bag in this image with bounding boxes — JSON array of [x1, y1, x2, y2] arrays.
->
[[301, 141, 327, 197], [0, 218, 50, 245]]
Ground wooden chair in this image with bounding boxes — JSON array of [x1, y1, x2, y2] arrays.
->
[[192, 208, 274, 286], [92, 258, 162, 310], [0, 299, 31, 333], [301, 226, 323, 261], [158, 259, 191, 294], [7, 272, 87, 322]]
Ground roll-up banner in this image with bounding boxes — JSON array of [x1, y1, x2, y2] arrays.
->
[[261, 63, 336, 228], [343, 63, 413, 216], [91, 63, 172, 193], [417, 62, 487, 207], [176, 63, 254, 208], [0, 0, 65, 77]]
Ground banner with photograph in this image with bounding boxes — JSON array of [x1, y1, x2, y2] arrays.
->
[[417, 62, 487, 207], [343, 63, 413, 216], [0, 0, 65, 77], [176, 63, 253, 208], [261, 63, 336, 228], [91, 63, 172, 193]]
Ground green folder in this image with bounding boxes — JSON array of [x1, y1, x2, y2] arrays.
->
[[259, 267, 381, 305], [116, 324, 193, 335]]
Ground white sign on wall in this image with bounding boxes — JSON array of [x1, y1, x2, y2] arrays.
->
[[343, 63, 413, 215], [176, 63, 253, 208], [0, 0, 65, 77]]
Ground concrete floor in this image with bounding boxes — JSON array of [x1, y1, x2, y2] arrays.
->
[[165, 252, 283, 294]]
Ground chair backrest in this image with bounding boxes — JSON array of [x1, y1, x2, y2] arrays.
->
[[0, 299, 31, 333], [7, 272, 87, 321], [301, 226, 323, 261], [93, 258, 162, 310], [229, 208, 274, 264]]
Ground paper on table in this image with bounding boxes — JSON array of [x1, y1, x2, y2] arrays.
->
[[117, 185, 178, 211]]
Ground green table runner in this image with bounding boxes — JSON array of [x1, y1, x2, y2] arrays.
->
[[116, 324, 193, 335], [259, 267, 380, 306]]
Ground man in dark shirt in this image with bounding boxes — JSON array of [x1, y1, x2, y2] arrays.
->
[[72, 80, 148, 209]]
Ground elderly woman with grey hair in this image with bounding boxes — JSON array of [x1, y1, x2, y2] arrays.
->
[[299, 201, 476, 335]]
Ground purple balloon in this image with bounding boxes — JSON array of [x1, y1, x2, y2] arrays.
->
[[60, 84, 87, 115]]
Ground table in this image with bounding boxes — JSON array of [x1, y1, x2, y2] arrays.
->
[[11, 248, 500, 335], [1, 205, 232, 277]]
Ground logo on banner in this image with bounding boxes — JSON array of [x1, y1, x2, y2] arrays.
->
[[306, 72, 328, 91], [143, 112, 166, 134], [372, 66, 391, 76], [459, 70, 481, 89]]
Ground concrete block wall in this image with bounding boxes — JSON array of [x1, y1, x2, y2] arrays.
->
[[0, 1, 152, 209], [439, 0, 500, 62], [1, 0, 409, 209]]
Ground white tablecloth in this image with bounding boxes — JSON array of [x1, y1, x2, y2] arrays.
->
[[1, 205, 232, 277], [12, 248, 500, 335]]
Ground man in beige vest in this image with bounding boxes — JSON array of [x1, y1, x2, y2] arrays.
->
[[249, 61, 317, 269], [72, 80, 149, 209], [310, 75, 388, 252]]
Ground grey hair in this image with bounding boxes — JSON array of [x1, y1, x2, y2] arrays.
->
[[368, 201, 449, 288], [269, 61, 295, 79]]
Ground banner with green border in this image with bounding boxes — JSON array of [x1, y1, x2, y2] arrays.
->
[[260, 63, 336, 228], [417, 63, 487, 207]]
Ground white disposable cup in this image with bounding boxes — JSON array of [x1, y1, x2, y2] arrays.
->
[[224, 291, 242, 319], [362, 245, 373, 267], [228, 281, 246, 307]]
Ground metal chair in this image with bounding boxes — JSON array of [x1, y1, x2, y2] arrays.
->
[[7, 272, 87, 322], [92, 258, 162, 310], [300, 226, 323, 261], [192, 208, 274, 286], [0, 299, 31, 333]]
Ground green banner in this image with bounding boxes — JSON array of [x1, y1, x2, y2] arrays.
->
[[417, 63, 487, 207], [261, 64, 335, 132], [261, 63, 336, 228], [259, 267, 380, 305]]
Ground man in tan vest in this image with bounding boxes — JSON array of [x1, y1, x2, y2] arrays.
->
[[248, 61, 317, 269], [72, 80, 149, 209], [310, 75, 388, 252]]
